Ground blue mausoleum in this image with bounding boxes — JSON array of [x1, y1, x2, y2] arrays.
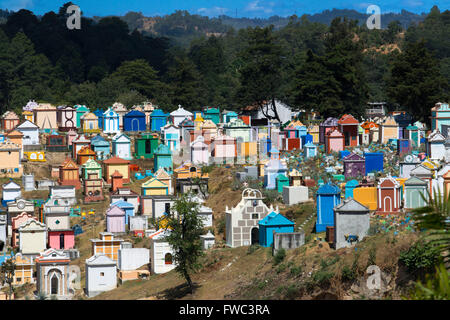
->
[[364, 152, 384, 175], [316, 183, 341, 233], [124, 110, 146, 132], [259, 212, 294, 247]]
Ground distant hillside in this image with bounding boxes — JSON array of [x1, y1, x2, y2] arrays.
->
[[219, 9, 426, 30], [113, 8, 427, 43]]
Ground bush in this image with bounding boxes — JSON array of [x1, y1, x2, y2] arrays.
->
[[312, 270, 334, 286], [341, 265, 357, 282], [290, 265, 302, 277], [257, 280, 268, 290], [284, 284, 299, 299], [276, 263, 287, 274], [273, 248, 286, 265], [399, 241, 441, 276]]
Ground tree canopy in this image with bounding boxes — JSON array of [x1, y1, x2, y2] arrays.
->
[[0, 4, 448, 122]]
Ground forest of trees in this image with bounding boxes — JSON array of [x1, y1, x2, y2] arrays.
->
[[0, 3, 448, 124]]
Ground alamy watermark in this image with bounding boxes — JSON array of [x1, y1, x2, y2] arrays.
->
[[366, 265, 381, 290], [366, 5, 381, 30], [66, 5, 81, 30]]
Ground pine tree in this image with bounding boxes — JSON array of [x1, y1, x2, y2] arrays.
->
[[165, 54, 204, 110], [236, 26, 286, 121], [387, 40, 447, 123], [323, 18, 368, 118], [110, 59, 162, 100], [291, 49, 343, 117]]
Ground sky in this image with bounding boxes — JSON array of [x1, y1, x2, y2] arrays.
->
[[0, 0, 448, 18]]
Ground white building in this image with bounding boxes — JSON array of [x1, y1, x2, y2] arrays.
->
[[190, 135, 210, 165], [149, 229, 176, 274], [36, 249, 70, 298], [22, 174, 35, 191], [49, 185, 77, 206], [427, 130, 446, 161], [434, 163, 450, 196], [16, 120, 39, 146], [129, 216, 148, 231], [170, 105, 193, 127], [399, 154, 421, 179], [2, 180, 21, 203], [200, 231, 215, 250], [225, 188, 272, 248], [85, 254, 117, 297], [18, 219, 47, 255], [162, 124, 181, 153], [112, 133, 132, 160], [103, 107, 120, 134], [118, 248, 149, 271], [190, 195, 213, 228], [7, 197, 34, 215], [152, 196, 174, 220]]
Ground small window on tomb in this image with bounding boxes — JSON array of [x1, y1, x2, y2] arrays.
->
[[252, 214, 258, 220]]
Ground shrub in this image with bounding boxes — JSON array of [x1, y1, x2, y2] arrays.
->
[[276, 263, 287, 274], [341, 265, 357, 282], [312, 270, 334, 286], [284, 284, 299, 299], [257, 280, 268, 290], [399, 241, 441, 277], [273, 248, 286, 265], [290, 265, 302, 277]]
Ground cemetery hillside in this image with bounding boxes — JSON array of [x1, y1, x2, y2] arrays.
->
[[0, 2, 448, 302]]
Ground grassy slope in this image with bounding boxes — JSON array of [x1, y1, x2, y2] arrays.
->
[[87, 166, 419, 300]]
